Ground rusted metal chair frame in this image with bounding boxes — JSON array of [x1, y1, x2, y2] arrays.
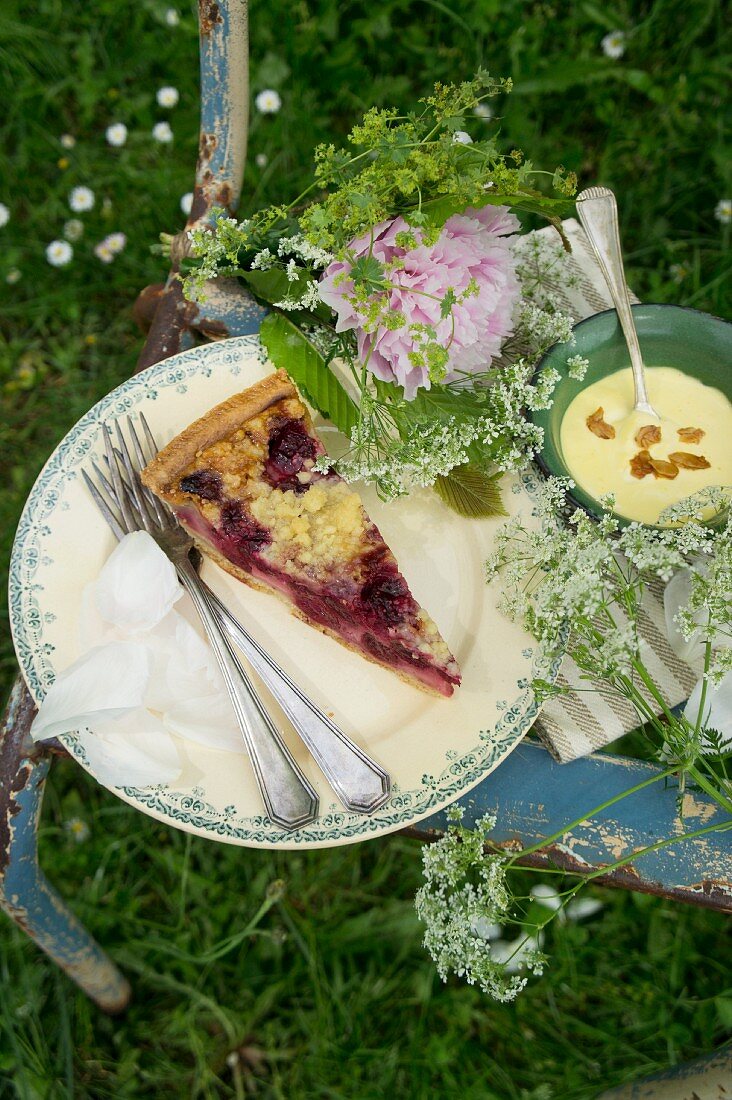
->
[[2, 13, 730, 1089]]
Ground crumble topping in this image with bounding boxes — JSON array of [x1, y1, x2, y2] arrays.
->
[[249, 479, 366, 570]]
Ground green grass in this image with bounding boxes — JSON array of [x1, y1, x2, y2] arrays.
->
[[1, 1, 730, 1096]]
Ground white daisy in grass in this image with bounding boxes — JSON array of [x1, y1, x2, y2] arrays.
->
[[69, 186, 95, 212], [156, 86, 179, 108], [0, 202, 9, 228], [60, 133, 76, 149], [452, 130, 472, 144], [473, 103, 494, 120], [669, 262, 689, 283], [601, 30, 626, 58], [64, 817, 91, 843], [93, 240, 115, 264], [255, 89, 281, 114], [152, 121, 173, 143], [105, 232, 127, 254], [180, 192, 193, 216], [255, 152, 268, 168], [46, 240, 73, 266], [715, 198, 731, 225], [106, 122, 128, 147], [6, 268, 21, 284], [164, 7, 179, 26], [64, 219, 84, 242]]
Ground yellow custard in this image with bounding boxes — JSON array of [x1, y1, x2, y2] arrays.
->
[[559, 367, 732, 524]]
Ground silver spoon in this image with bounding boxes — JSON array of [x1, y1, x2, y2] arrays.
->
[[576, 186, 659, 419]]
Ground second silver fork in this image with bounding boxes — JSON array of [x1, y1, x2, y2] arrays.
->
[[88, 415, 391, 819]]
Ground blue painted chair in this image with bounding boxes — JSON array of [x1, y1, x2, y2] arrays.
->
[[2, 1, 730, 1089]]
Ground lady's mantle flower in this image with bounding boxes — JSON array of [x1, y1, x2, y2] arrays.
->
[[601, 30, 626, 58], [69, 186, 95, 212], [64, 219, 84, 242], [0, 203, 9, 228], [180, 192, 193, 216], [165, 7, 180, 25], [46, 240, 73, 266], [715, 199, 731, 225], [106, 122, 128, 147], [156, 86, 179, 108], [152, 121, 173, 143], [60, 133, 76, 149], [319, 207, 521, 398], [255, 89, 282, 114]]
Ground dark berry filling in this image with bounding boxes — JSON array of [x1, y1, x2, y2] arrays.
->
[[263, 418, 318, 492], [362, 632, 431, 669], [179, 470, 223, 502], [360, 568, 414, 625], [219, 501, 271, 553]]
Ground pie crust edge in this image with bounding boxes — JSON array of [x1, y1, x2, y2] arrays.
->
[[141, 368, 297, 497]]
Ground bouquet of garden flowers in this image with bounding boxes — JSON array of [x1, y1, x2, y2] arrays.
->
[[184, 72, 577, 516]]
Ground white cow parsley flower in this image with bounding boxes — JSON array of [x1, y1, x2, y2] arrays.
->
[[180, 192, 193, 216], [164, 7, 179, 26], [0, 203, 9, 228], [473, 103, 494, 120]]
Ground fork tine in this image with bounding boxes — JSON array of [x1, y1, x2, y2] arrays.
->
[[82, 469, 127, 541], [114, 420, 158, 532], [127, 416, 169, 527], [102, 423, 138, 532], [138, 411, 159, 464]]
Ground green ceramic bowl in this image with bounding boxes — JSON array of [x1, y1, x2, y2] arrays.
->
[[531, 304, 732, 526]]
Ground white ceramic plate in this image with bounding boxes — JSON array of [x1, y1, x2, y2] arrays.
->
[[10, 336, 556, 849]]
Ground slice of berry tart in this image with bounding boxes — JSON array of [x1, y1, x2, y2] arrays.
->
[[141, 370, 461, 697]]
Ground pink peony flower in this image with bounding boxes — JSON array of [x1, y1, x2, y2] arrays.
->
[[319, 206, 521, 398]]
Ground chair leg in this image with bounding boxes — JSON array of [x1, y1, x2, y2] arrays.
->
[[597, 1041, 732, 1098], [0, 678, 131, 1014]]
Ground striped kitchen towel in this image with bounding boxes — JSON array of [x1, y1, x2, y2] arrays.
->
[[525, 219, 700, 762]]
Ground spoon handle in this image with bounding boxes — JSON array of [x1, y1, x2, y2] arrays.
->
[[576, 186, 657, 417]]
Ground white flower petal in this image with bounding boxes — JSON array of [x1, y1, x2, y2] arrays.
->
[[78, 708, 181, 787], [529, 884, 562, 910], [164, 694, 243, 753], [684, 672, 732, 750], [565, 897, 604, 921], [30, 642, 153, 742], [94, 531, 182, 634]]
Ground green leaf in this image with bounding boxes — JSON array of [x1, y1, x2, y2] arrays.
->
[[259, 313, 359, 437], [239, 267, 308, 306], [433, 464, 508, 518]]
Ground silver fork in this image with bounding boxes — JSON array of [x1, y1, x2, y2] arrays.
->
[[85, 415, 391, 816], [93, 420, 319, 832]]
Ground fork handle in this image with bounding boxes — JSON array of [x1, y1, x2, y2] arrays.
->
[[205, 588, 391, 815], [176, 558, 319, 831]]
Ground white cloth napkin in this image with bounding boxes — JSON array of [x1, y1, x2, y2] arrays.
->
[[30, 532, 244, 787]]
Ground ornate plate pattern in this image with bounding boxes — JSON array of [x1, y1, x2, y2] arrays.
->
[[10, 337, 557, 849]]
